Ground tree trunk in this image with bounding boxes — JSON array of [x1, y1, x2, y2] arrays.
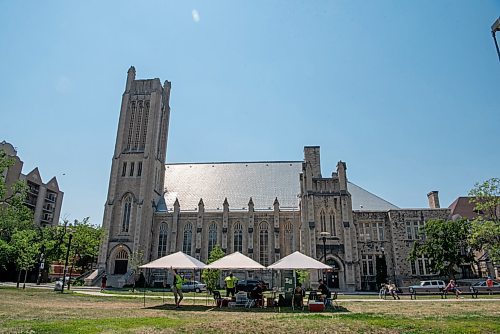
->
[[16, 270, 21, 289], [23, 269, 28, 289]]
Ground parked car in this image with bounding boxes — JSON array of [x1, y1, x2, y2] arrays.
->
[[409, 280, 446, 290], [236, 279, 268, 293], [181, 281, 207, 293], [473, 280, 500, 287]]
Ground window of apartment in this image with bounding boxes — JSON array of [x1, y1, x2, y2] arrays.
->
[[406, 221, 424, 240], [157, 222, 168, 258], [129, 162, 135, 177], [233, 222, 243, 253], [361, 222, 384, 241], [137, 162, 142, 177], [410, 256, 433, 275], [361, 254, 375, 276], [259, 221, 269, 266], [183, 223, 193, 255], [122, 162, 127, 177], [208, 222, 217, 255]]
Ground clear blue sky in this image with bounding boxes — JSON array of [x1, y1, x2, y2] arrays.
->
[[1, 1, 499, 225]]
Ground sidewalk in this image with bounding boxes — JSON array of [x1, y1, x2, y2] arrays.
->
[[2, 282, 500, 303]]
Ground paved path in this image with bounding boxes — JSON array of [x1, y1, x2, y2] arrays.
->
[[3, 283, 499, 303], [72, 290, 500, 303]]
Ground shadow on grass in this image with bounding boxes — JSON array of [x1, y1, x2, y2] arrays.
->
[[145, 303, 349, 314]]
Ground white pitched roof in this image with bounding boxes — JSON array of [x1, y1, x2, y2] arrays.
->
[[205, 252, 266, 270], [140, 251, 206, 269], [267, 251, 332, 270]]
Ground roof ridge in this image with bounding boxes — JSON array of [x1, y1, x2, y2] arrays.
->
[[166, 161, 303, 166]]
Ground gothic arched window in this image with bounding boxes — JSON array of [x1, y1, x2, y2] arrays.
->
[[208, 222, 217, 255], [320, 209, 326, 232], [157, 222, 168, 258], [259, 221, 269, 266], [284, 221, 293, 255], [183, 223, 193, 255], [233, 222, 243, 253], [329, 211, 336, 236], [122, 196, 132, 233]]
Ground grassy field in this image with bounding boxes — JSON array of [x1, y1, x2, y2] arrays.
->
[[1, 287, 499, 334]]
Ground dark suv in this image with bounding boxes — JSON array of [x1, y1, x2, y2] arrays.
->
[[236, 279, 268, 292]]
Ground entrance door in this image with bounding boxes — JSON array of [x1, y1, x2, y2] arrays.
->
[[325, 259, 340, 289], [113, 248, 129, 275], [324, 270, 340, 289], [114, 260, 128, 274]]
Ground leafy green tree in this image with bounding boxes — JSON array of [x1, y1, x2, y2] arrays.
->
[[129, 248, 145, 291], [296, 270, 309, 285], [409, 218, 473, 279], [11, 229, 39, 288], [201, 245, 225, 293], [0, 148, 35, 279], [468, 178, 500, 263]]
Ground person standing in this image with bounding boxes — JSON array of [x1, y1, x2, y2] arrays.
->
[[101, 274, 107, 291], [170, 267, 185, 308], [486, 276, 494, 288], [224, 273, 238, 297]]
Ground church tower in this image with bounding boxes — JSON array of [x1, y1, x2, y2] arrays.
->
[[98, 67, 171, 276]]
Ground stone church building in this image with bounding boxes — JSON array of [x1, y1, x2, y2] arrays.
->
[[98, 68, 450, 291]]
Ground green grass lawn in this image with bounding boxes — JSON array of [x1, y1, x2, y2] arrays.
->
[[1, 287, 499, 333]]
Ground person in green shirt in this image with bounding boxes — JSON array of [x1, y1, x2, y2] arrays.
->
[[169, 267, 185, 308], [224, 273, 238, 297]]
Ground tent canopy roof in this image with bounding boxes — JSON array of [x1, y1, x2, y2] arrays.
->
[[140, 251, 206, 269], [267, 251, 332, 270], [205, 252, 266, 270]]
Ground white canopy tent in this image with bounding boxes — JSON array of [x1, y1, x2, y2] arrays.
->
[[267, 251, 332, 309], [139, 251, 206, 306], [205, 252, 266, 270], [267, 251, 332, 270], [139, 251, 206, 269]]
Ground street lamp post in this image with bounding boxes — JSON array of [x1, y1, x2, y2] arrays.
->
[[492, 17, 500, 62], [61, 232, 73, 293], [319, 231, 330, 263], [36, 245, 45, 285]]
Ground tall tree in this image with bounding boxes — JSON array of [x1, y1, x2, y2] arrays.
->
[[11, 229, 39, 288], [409, 218, 474, 279], [201, 245, 225, 294], [468, 178, 500, 263], [0, 148, 35, 279]]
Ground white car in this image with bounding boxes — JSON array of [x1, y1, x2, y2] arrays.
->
[[409, 280, 446, 290], [472, 280, 500, 287], [181, 281, 207, 293]]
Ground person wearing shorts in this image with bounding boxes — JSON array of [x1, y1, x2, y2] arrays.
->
[[170, 267, 184, 308]]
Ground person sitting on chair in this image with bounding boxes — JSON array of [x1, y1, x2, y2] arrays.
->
[[445, 279, 462, 298], [250, 282, 264, 307], [387, 281, 400, 300], [293, 283, 305, 308], [318, 279, 331, 305]]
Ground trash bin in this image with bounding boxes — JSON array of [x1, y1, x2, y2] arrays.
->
[[54, 280, 63, 291]]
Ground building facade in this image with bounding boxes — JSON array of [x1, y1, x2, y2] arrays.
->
[[1, 141, 63, 227], [98, 69, 451, 291]]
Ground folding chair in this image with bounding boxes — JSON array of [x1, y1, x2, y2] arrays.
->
[[213, 290, 223, 308]]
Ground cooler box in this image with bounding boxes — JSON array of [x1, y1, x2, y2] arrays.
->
[[308, 301, 325, 312]]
